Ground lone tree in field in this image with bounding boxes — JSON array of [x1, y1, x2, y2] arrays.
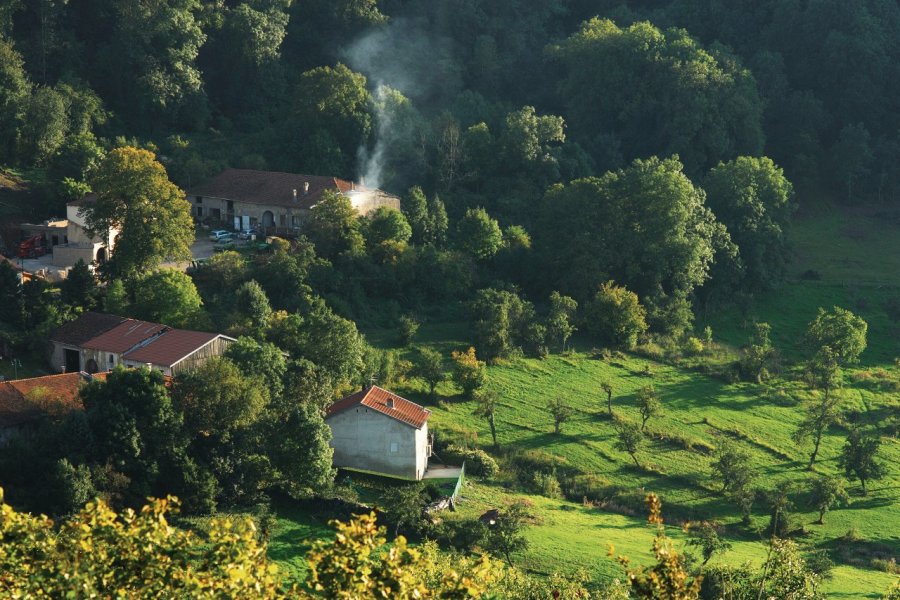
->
[[451, 347, 486, 399], [686, 521, 731, 565], [805, 306, 867, 366], [740, 321, 778, 382], [601, 380, 614, 417], [838, 428, 885, 496], [637, 385, 662, 431], [808, 475, 850, 524], [546, 291, 578, 352], [795, 347, 843, 469], [86, 146, 194, 279], [473, 389, 499, 448], [712, 438, 755, 496], [615, 422, 644, 467], [414, 348, 444, 398], [484, 502, 530, 566], [547, 397, 573, 434]]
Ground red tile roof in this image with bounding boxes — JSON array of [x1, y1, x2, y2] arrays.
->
[[81, 319, 168, 353], [187, 169, 364, 211], [51, 312, 128, 346], [123, 329, 223, 367], [0, 372, 106, 428], [326, 386, 431, 429]]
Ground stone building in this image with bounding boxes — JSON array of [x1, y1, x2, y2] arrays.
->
[[325, 386, 432, 480]]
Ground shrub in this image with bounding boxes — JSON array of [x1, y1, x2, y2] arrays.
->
[[684, 337, 704, 356], [442, 445, 499, 478], [583, 281, 648, 349], [531, 471, 562, 499]]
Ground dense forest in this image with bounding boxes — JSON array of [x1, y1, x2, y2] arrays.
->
[[1, 2, 899, 598]]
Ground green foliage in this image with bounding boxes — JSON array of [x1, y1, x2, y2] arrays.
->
[[796, 347, 844, 468], [413, 347, 445, 398], [397, 314, 419, 346], [838, 428, 886, 496], [636, 385, 662, 431], [760, 539, 824, 600], [17, 85, 68, 164], [711, 438, 755, 497], [473, 389, 499, 447], [292, 63, 371, 173], [686, 521, 730, 565], [132, 269, 204, 328], [483, 502, 530, 565], [235, 280, 273, 334], [0, 37, 29, 161], [808, 476, 850, 525], [611, 493, 702, 599], [380, 483, 428, 537], [539, 157, 725, 335], [303, 190, 365, 261], [0, 490, 289, 598], [225, 336, 287, 400], [60, 259, 96, 309], [805, 306, 868, 365], [739, 322, 778, 383], [583, 281, 648, 350], [704, 156, 795, 291], [103, 279, 129, 315], [87, 147, 194, 279], [451, 347, 486, 399], [546, 291, 577, 352], [306, 512, 498, 598], [469, 287, 539, 360], [441, 445, 499, 478], [547, 397, 573, 434], [614, 422, 643, 467], [551, 18, 763, 174], [456, 207, 503, 260]]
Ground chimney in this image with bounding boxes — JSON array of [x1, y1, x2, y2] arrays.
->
[[303, 181, 310, 195], [292, 188, 297, 202]]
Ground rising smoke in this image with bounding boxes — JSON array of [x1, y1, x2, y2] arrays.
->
[[343, 17, 462, 190]]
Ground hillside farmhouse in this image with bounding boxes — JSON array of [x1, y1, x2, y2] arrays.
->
[[51, 196, 118, 268], [186, 169, 400, 235], [326, 386, 432, 480], [49, 312, 234, 376], [0, 371, 105, 444]]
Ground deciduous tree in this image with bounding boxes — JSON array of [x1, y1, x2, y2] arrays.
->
[[808, 476, 850, 524], [838, 429, 886, 496], [451, 347, 486, 399], [86, 147, 194, 279], [805, 307, 867, 365], [795, 347, 843, 469]]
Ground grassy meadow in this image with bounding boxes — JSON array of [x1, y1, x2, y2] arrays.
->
[[266, 203, 898, 597]]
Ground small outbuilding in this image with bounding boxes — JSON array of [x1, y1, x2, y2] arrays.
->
[[325, 386, 432, 480]]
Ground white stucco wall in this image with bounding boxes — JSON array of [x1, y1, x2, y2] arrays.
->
[[326, 407, 428, 480]]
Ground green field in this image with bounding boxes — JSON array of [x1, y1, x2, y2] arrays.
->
[[266, 204, 900, 596]]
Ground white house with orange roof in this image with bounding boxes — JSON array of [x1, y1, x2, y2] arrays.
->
[[325, 386, 432, 480]]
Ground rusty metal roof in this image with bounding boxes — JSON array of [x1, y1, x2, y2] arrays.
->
[[81, 319, 168, 353], [186, 169, 359, 210], [326, 385, 431, 429], [51, 312, 127, 346], [123, 330, 226, 367]]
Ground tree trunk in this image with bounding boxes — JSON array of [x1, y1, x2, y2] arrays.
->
[[860, 478, 867, 496], [554, 421, 560, 434], [807, 431, 822, 470], [607, 391, 613, 417], [488, 414, 497, 448], [631, 453, 640, 468], [817, 509, 825, 525]]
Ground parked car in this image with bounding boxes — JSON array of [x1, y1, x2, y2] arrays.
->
[[213, 238, 236, 252], [237, 228, 260, 240], [209, 230, 232, 242]]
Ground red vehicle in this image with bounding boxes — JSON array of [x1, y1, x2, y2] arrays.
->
[[17, 234, 46, 259]]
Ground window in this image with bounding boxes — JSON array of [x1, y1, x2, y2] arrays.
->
[[211, 208, 221, 220], [292, 215, 301, 227], [227, 200, 234, 212], [279, 214, 286, 226], [390, 442, 399, 453], [196, 207, 203, 217], [108, 354, 114, 365], [195, 196, 203, 204]]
